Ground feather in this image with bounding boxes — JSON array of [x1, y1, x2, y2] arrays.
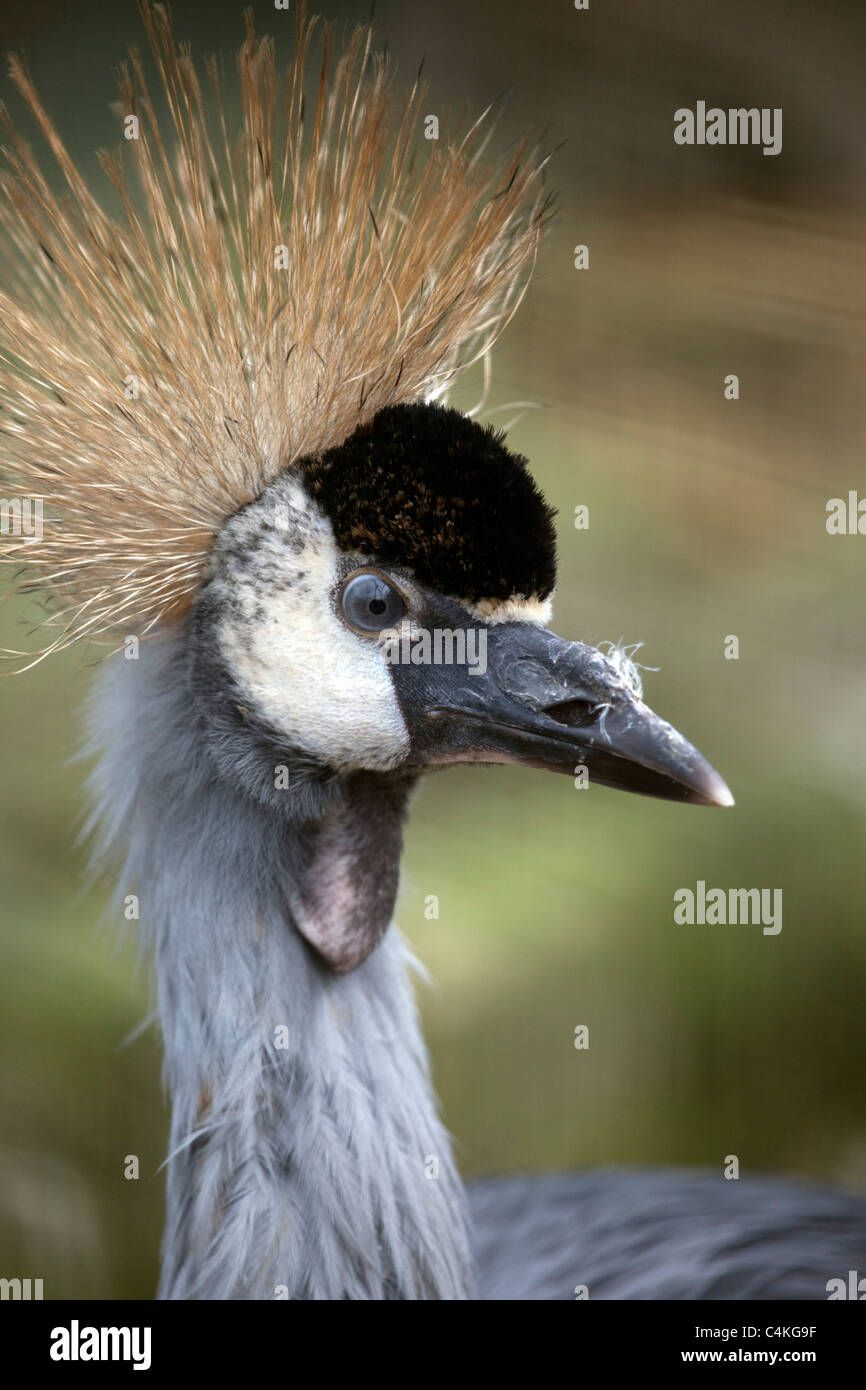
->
[[0, 1, 551, 659]]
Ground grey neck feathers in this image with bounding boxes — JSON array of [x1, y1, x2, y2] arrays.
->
[[84, 629, 475, 1300]]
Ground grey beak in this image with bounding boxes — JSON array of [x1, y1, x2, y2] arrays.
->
[[395, 622, 734, 808]]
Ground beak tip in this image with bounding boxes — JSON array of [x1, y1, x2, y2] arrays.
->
[[704, 772, 735, 809]]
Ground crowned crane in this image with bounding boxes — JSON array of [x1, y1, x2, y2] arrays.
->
[[2, 4, 865, 1301]]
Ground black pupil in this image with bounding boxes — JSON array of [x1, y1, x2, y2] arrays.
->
[[342, 573, 404, 632]]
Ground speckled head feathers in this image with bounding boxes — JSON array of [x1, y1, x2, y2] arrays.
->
[[300, 402, 557, 613], [0, 1, 552, 662]]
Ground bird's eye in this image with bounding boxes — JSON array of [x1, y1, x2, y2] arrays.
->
[[340, 571, 406, 633]]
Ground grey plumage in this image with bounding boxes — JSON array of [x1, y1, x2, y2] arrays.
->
[[86, 630, 473, 1299], [470, 1172, 866, 1300]]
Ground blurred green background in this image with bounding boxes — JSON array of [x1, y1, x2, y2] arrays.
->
[[1, 0, 865, 1298]]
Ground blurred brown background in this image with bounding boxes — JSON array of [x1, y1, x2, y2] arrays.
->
[[1, 0, 865, 1298]]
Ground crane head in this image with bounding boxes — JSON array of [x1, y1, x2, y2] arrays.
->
[[192, 399, 732, 807], [188, 399, 733, 970]]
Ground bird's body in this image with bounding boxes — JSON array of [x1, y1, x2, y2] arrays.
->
[[2, 3, 864, 1301], [87, 593, 866, 1303], [471, 1172, 866, 1300]]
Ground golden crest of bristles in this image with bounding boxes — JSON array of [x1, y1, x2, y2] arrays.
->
[[0, 1, 551, 662]]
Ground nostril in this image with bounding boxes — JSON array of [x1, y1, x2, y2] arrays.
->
[[543, 697, 602, 729]]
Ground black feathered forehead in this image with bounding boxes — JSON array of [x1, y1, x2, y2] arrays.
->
[[299, 403, 557, 609]]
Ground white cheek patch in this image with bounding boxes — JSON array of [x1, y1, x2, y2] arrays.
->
[[211, 476, 409, 771]]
